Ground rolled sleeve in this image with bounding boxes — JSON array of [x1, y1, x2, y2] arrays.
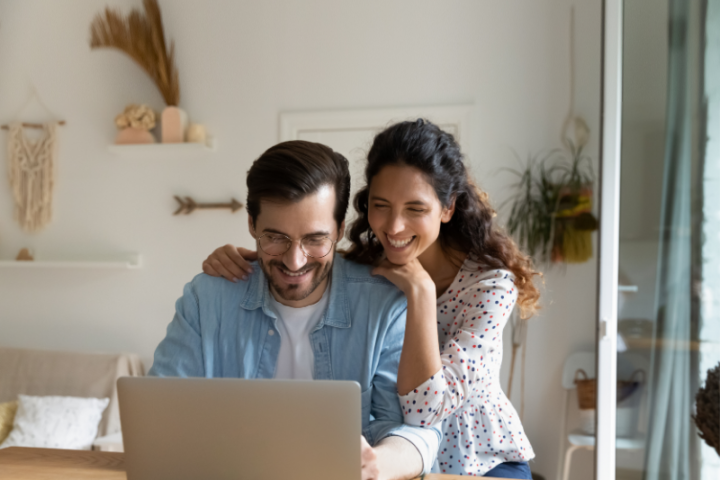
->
[[365, 302, 441, 474]]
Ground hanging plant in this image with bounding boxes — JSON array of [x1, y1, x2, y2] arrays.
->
[[502, 117, 598, 264], [89, 0, 179, 106]]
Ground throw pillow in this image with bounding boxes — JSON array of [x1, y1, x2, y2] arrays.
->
[[0, 395, 109, 450], [0, 400, 19, 444]]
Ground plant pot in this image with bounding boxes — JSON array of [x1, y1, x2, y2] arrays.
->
[[161, 106, 188, 143], [115, 127, 155, 145]]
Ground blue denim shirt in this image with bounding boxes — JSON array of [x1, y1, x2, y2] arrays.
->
[[149, 254, 440, 473]]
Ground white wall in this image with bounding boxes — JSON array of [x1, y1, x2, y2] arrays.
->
[[0, 1, 602, 478]]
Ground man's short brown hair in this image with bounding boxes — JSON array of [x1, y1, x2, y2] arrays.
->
[[246, 140, 351, 229]]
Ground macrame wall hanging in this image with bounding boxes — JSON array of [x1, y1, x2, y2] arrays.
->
[[2, 85, 66, 233], [5, 122, 60, 232]]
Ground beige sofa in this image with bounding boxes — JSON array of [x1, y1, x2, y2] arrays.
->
[[0, 346, 145, 443]]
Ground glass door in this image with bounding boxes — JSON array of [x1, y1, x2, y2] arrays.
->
[[599, 0, 720, 479]]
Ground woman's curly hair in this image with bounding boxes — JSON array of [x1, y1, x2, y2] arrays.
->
[[344, 119, 541, 318]]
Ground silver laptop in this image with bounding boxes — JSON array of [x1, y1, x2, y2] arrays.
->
[[118, 377, 361, 480]]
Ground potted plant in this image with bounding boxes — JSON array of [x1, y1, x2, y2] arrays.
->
[[502, 118, 598, 265]]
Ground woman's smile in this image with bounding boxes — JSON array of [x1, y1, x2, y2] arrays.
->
[[386, 233, 416, 249]]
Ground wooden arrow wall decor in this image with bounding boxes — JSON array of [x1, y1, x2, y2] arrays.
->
[[173, 196, 244, 215]]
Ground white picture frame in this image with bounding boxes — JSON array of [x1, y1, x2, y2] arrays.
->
[[279, 105, 472, 148], [278, 105, 472, 248]]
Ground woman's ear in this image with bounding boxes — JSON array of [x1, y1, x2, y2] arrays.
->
[[441, 197, 456, 223]]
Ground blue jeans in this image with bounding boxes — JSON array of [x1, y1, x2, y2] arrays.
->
[[484, 461, 532, 479]]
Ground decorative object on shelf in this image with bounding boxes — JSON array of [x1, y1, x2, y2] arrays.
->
[[173, 196, 244, 215], [89, 0, 188, 144], [15, 249, 34, 261], [114, 104, 156, 144], [186, 123, 207, 144], [693, 363, 719, 456], [161, 106, 187, 143]]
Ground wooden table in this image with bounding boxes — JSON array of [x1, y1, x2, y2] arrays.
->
[[0, 448, 125, 479], [0, 447, 481, 480]]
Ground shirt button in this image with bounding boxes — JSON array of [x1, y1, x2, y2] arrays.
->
[[268, 330, 275, 336]]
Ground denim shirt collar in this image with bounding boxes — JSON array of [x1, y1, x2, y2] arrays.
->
[[238, 254, 352, 329]]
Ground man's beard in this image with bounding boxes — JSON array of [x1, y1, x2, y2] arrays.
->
[[258, 257, 333, 302]]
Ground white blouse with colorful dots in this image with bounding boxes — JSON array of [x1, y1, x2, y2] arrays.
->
[[399, 257, 535, 476]]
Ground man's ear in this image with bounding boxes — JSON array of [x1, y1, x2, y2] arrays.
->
[[337, 220, 346, 242], [441, 197, 456, 223], [248, 215, 257, 238]]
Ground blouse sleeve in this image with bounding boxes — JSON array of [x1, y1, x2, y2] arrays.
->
[[399, 268, 517, 427]]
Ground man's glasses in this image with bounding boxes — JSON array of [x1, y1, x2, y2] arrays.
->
[[257, 233, 336, 258]]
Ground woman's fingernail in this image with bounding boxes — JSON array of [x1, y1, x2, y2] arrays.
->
[[232, 277, 239, 283], [242, 275, 248, 281]]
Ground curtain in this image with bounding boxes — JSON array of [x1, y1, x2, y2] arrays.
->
[[643, 1, 704, 479]]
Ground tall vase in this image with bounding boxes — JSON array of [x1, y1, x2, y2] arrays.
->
[[161, 106, 188, 143]]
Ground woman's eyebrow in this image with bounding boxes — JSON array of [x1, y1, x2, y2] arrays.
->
[[369, 195, 428, 207]]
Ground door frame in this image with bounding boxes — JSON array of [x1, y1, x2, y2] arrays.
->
[[596, 0, 623, 478]]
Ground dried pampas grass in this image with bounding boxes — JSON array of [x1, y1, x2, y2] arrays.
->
[[90, 0, 179, 106]]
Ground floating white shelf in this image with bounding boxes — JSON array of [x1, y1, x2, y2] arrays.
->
[[0, 255, 142, 270], [108, 141, 216, 158]]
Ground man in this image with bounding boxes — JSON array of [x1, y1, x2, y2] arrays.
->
[[149, 141, 440, 480]]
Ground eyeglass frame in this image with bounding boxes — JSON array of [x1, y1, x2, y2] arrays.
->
[[255, 232, 338, 258]]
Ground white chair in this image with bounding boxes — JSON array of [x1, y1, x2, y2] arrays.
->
[[555, 352, 647, 480]]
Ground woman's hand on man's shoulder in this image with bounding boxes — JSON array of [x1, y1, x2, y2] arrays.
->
[[202, 244, 257, 282]]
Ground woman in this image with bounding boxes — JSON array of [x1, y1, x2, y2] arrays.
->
[[203, 119, 540, 478]]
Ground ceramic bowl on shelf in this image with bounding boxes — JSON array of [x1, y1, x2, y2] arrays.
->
[[115, 127, 155, 145]]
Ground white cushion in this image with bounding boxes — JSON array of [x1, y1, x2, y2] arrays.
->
[[0, 394, 109, 450]]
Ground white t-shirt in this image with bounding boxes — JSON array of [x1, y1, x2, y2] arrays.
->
[[270, 287, 329, 380]]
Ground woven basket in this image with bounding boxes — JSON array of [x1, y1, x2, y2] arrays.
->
[[574, 369, 645, 410]]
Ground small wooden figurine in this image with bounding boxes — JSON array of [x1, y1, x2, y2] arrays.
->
[[16, 248, 34, 261]]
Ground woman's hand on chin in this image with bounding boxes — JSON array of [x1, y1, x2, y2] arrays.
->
[[202, 244, 257, 282], [372, 258, 435, 298]]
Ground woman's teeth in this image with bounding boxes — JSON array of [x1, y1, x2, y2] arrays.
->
[[388, 236, 414, 248]]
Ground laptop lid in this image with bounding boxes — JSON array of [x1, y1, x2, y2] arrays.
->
[[118, 377, 361, 480]]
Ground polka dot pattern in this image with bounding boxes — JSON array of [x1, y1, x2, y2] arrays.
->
[[399, 258, 535, 476]]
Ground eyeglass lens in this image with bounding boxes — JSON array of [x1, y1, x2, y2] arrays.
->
[[258, 234, 334, 258]]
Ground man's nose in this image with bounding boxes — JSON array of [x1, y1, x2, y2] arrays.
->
[[282, 241, 307, 271]]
